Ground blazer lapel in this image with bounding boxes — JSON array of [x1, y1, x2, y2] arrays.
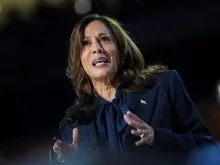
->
[[125, 86, 160, 125]]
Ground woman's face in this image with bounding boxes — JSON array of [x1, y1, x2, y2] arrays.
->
[[80, 20, 119, 83]]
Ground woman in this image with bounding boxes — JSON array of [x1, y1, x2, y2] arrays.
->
[[52, 14, 214, 164]]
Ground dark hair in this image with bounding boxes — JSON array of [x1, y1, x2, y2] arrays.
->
[[66, 14, 167, 110]]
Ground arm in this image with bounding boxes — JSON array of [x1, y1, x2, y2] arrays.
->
[[154, 70, 214, 152]]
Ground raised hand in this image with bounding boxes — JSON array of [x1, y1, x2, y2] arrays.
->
[[53, 128, 79, 163], [124, 111, 155, 146]]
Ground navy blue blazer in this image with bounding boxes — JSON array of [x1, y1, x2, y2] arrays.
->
[[59, 70, 214, 163]]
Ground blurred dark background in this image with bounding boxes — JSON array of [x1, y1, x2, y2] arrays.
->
[[0, 0, 220, 164]]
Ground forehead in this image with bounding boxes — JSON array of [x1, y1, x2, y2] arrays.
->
[[84, 20, 110, 36]]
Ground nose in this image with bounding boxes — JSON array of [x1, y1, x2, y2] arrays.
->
[[91, 40, 103, 54]]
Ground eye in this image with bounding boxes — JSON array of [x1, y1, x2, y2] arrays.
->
[[82, 40, 90, 46], [100, 36, 110, 41]]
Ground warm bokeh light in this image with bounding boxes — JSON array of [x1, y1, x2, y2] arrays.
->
[[0, 0, 122, 26], [74, 0, 92, 15], [0, 0, 67, 26], [0, 4, 2, 13]]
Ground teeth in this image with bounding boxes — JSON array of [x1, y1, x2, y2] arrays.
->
[[94, 60, 107, 66], [93, 58, 108, 65]]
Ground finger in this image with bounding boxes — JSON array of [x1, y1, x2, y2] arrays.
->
[[54, 139, 64, 146], [135, 138, 145, 146], [53, 145, 62, 154], [52, 136, 57, 143], [127, 111, 152, 129], [124, 114, 145, 129], [126, 111, 143, 123], [57, 154, 64, 162], [124, 114, 132, 125], [131, 129, 143, 136], [72, 128, 79, 147]]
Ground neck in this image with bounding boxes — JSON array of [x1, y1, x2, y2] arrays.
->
[[92, 79, 116, 102]]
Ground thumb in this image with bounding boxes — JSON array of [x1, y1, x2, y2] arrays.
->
[[71, 128, 79, 147], [57, 154, 64, 162]]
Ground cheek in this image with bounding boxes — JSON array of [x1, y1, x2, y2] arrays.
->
[[80, 58, 90, 76], [111, 48, 119, 67], [80, 51, 89, 64], [80, 55, 88, 70]]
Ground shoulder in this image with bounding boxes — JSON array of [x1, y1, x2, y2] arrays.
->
[[156, 69, 181, 81], [155, 69, 183, 89]]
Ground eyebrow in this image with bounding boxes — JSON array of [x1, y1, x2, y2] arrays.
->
[[84, 33, 109, 39]]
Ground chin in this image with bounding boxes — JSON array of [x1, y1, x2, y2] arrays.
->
[[93, 72, 115, 82]]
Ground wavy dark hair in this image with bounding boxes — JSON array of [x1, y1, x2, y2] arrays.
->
[[66, 14, 167, 110]]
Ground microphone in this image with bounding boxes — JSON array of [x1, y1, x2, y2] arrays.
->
[[50, 105, 84, 165], [50, 103, 100, 165], [61, 105, 82, 132], [63, 105, 96, 131], [58, 104, 97, 141]]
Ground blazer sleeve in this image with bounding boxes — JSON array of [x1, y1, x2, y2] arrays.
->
[[154, 70, 215, 152]]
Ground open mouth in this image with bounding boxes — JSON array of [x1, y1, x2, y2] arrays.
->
[[92, 57, 109, 66]]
